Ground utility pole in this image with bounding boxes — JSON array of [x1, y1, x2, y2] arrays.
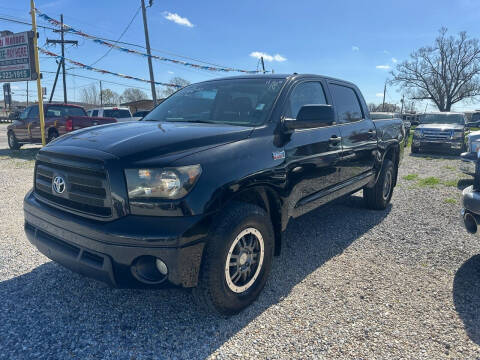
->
[[382, 81, 387, 111], [141, 0, 157, 104], [26, 81, 29, 106], [260, 56, 266, 74], [47, 14, 77, 104], [99, 80, 103, 106], [400, 94, 405, 114], [49, 60, 62, 103]]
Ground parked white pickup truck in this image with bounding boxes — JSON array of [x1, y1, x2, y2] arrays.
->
[[87, 107, 140, 122]]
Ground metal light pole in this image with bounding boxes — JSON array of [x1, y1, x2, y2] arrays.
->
[[141, 0, 157, 104]]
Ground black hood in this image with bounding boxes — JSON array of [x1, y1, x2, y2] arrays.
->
[[416, 123, 464, 131], [46, 121, 253, 161]]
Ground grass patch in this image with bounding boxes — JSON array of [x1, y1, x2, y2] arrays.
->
[[444, 198, 457, 204], [403, 174, 419, 181], [417, 177, 441, 187], [443, 179, 458, 187]]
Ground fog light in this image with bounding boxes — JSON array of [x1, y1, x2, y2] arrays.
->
[[155, 258, 168, 275]]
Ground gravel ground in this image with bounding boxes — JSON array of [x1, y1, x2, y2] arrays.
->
[[1, 123, 480, 359]]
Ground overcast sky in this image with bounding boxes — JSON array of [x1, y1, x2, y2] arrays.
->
[[2, 0, 480, 111]]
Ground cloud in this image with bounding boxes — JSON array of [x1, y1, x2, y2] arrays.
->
[[383, 50, 390, 54], [352, 46, 359, 52], [11, 85, 19, 90], [250, 51, 287, 62], [167, 71, 174, 74], [392, 57, 398, 63], [163, 12, 194, 27], [376, 65, 391, 70], [376, 93, 384, 97]]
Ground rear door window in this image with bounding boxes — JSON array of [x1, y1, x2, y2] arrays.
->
[[329, 84, 364, 123], [91, 110, 99, 116], [63, 107, 87, 117]]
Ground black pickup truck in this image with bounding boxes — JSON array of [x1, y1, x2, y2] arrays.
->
[[24, 74, 404, 315]]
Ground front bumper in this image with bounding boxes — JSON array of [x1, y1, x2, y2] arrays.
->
[[24, 190, 211, 288], [463, 185, 480, 216], [412, 138, 464, 152]]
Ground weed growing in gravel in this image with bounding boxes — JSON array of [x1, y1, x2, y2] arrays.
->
[[403, 174, 419, 181], [417, 177, 441, 187], [443, 180, 458, 187], [444, 198, 457, 204]]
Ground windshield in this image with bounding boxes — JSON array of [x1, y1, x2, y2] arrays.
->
[[104, 109, 131, 118], [471, 113, 480, 122], [143, 78, 285, 126], [420, 113, 465, 125]]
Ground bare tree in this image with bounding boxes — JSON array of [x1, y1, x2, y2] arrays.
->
[[391, 28, 480, 111], [163, 77, 190, 97], [80, 84, 99, 105], [368, 103, 399, 112], [100, 89, 120, 105], [120, 88, 148, 103]]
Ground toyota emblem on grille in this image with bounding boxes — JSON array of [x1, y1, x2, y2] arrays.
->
[[52, 176, 66, 194]]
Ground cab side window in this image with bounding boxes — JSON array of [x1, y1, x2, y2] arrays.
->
[[92, 110, 99, 116], [329, 84, 363, 123], [285, 82, 327, 119]]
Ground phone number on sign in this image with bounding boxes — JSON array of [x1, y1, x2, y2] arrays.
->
[[0, 69, 30, 80]]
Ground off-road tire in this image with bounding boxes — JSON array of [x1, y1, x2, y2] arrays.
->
[[192, 202, 274, 316], [7, 131, 21, 150], [364, 159, 395, 210]]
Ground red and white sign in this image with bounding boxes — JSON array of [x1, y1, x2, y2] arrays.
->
[[0, 31, 36, 82]]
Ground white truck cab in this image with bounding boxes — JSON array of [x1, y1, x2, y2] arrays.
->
[[87, 107, 135, 122]]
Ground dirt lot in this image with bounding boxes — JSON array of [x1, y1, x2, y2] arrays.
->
[[0, 123, 480, 359]]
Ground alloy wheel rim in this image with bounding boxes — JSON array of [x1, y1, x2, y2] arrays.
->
[[225, 227, 265, 293], [8, 133, 13, 147]]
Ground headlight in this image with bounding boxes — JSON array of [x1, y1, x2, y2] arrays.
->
[[452, 131, 463, 139], [125, 165, 202, 200]]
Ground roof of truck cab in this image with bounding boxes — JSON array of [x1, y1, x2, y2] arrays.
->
[[203, 73, 357, 86]]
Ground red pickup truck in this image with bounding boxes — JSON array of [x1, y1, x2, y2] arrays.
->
[[7, 104, 116, 149]]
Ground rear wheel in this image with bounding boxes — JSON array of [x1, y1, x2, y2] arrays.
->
[[364, 159, 395, 210], [7, 131, 21, 150], [193, 202, 274, 315]]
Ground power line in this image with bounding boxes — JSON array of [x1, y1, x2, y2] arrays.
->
[[0, 14, 241, 71], [89, 5, 141, 66]]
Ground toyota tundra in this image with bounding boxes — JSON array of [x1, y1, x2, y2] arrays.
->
[[24, 74, 404, 315]]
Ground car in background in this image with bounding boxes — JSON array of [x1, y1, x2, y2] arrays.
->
[[462, 160, 480, 234], [87, 107, 134, 122], [467, 111, 480, 128], [460, 130, 480, 175], [7, 104, 116, 149], [411, 112, 467, 155], [371, 112, 410, 147]]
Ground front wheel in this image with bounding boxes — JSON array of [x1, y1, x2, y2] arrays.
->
[[193, 202, 274, 315], [364, 159, 395, 210], [7, 131, 21, 150]]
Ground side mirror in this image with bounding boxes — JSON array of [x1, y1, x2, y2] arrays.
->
[[284, 104, 335, 131]]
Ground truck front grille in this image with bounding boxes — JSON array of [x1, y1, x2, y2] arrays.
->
[[422, 129, 452, 140], [34, 152, 112, 219]]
